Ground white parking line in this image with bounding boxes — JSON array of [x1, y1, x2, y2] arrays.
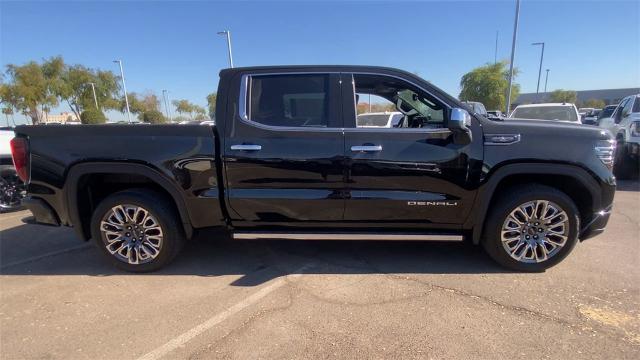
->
[[136, 264, 311, 360]]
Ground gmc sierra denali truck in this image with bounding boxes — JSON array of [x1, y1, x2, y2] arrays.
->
[[11, 65, 616, 272]]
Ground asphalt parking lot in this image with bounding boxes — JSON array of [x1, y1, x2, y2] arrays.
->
[[1, 181, 639, 359]]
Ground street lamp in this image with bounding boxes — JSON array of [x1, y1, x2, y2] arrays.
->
[[506, 0, 520, 114], [217, 30, 234, 68], [544, 69, 550, 93], [87, 82, 99, 109], [162, 89, 172, 122], [113, 60, 132, 124], [532, 42, 545, 97]]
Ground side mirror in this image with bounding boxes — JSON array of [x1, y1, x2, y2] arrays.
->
[[449, 108, 472, 145]]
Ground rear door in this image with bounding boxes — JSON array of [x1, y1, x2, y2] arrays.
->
[[223, 72, 345, 228], [341, 72, 481, 230]]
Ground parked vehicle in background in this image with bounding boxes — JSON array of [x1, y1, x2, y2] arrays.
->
[[0, 128, 25, 212], [356, 112, 403, 128], [509, 103, 581, 124], [582, 109, 601, 125], [598, 94, 640, 178], [596, 105, 618, 125], [13, 65, 615, 273], [461, 101, 488, 116], [487, 110, 504, 118], [578, 107, 594, 118]]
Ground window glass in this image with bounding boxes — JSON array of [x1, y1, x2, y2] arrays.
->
[[598, 106, 616, 119], [352, 74, 445, 129], [633, 97, 640, 113], [622, 96, 634, 115], [614, 98, 629, 123], [249, 75, 329, 127]]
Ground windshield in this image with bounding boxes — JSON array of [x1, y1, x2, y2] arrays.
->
[[356, 114, 391, 127], [511, 106, 578, 122]]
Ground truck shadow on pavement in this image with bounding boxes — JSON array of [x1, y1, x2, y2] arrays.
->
[[616, 180, 640, 191], [0, 222, 511, 283]]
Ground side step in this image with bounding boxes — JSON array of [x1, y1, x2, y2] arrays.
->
[[233, 233, 463, 241]]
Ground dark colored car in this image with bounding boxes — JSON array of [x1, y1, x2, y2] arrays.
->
[[1, 128, 25, 211], [12, 65, 616, 273]]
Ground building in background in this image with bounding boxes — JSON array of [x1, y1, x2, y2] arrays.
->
[[515, 88, 640, 107], [43, 112, 80, 124]]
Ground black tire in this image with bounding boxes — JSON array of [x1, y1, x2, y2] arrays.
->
[[613, 140, 638, 180], [482, 184, 580, 272], [90, 189, 185, 272], [0, 168, 25, 213]]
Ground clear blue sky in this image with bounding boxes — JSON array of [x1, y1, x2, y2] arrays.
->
[[2, 0, 639, 123]]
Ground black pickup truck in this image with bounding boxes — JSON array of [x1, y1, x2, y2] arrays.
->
[[11, 65, 616, 272]]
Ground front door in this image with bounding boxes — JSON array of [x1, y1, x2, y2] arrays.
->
[[342, 72, 480, 230], [223, 72, 345, 228]]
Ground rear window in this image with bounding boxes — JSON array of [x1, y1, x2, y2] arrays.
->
[[511, 106, 578, 122], [249, 74, 329, 127]]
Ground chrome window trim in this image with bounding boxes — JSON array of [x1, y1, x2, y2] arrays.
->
[[238, 71, 453, 134]]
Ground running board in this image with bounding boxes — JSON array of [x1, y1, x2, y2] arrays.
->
[[232, 233, 463, 241]]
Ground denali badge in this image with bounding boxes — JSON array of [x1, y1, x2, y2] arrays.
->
[[408, 201, 458, 206]]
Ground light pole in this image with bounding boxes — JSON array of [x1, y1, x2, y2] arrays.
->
[[506, 0, 520, 114], [162, 89, 172, 122], [87, 82, 99, 109], [217, 30, 234, 68], [113, 60, 132, 124], [544, 69, 550, 93], [532, 42, 545, 98], [494, 30, 499, 64]]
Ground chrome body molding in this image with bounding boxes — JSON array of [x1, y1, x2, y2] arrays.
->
[[233, 233, 463, 241], [484, 133, 521, 145]]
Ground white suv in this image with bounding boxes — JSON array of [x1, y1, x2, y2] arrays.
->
[[356, 112, 404, 128], [598, 94, 640, 178], [509, 103, 581, 124]]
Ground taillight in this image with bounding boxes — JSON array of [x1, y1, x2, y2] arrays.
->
[[10, 137, 29, 182]]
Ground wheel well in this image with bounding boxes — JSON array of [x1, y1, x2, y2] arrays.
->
[[484, 174, 592, 234], [75, 173, 183, 240]]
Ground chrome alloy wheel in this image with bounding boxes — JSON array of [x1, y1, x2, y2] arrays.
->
[[100, 204, 163, 265], [500, 200, 569, 263]]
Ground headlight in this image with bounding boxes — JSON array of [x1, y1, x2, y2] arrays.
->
[[631, 121, 640, 137], [594, 139, 615, 169]]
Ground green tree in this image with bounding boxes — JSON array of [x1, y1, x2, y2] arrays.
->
[[172, 99, 195, 119], [57, 64, 97, 120], [549, 89, 577, 103], [581, 99, 605, 109], [1, 58, 62, 124], [193, 105, 207, 120], [80, 108, 107, 124], [140, 92, 160, 112], [459, 61, 520, 112], [142, 109, 166, 124], [206, 92, 217, 119]]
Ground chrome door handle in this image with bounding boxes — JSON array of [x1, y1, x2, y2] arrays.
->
[[230, 144, 262, 151], [351, 145, 382, 152]]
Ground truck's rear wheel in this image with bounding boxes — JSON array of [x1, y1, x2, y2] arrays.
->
[[90, 189, 185, 272], [482, 184, 579, 272]]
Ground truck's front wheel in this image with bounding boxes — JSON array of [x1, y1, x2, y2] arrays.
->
[[90, 189, 185, 272], [483, 184, 579, 272]]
